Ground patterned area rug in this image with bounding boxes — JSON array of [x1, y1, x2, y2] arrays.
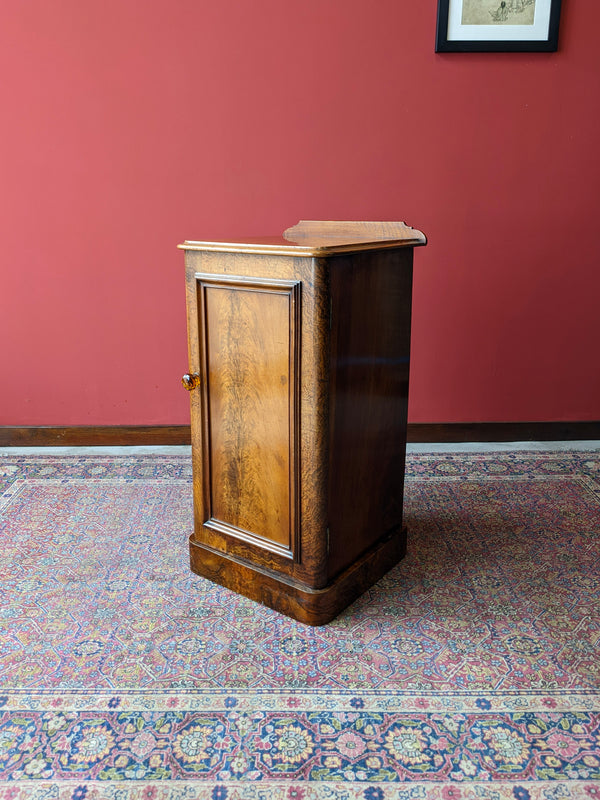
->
[[0, 449, 599, 799]]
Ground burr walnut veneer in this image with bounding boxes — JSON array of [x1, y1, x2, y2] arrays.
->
[[179, 221, 426, 625]]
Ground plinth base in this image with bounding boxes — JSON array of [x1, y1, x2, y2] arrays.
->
[[189, 526, 407, 626]]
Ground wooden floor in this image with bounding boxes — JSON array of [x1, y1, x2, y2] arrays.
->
[[2, 442, 600, 456]]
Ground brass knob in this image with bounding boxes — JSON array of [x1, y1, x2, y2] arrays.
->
[[182, 373, 201, 391]]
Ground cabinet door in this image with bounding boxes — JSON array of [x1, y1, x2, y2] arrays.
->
[[194, 274, 301, 567]]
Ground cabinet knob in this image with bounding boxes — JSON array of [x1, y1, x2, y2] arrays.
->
[[182, 372, 201, 391]]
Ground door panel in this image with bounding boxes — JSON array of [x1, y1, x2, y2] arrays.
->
[[196, 274, 300, 560]]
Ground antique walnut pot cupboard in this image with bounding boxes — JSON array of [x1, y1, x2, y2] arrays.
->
[[180, 220, 427, 625]]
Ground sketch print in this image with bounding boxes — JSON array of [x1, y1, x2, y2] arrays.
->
[[461, 0, 536, 25]]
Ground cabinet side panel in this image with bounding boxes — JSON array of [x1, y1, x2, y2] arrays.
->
[[327, 248, 414, 578], [200, 278, 299, 556]]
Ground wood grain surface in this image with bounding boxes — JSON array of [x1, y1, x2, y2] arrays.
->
[[181, 222, 425, 623]]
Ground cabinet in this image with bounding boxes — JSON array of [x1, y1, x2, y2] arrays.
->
[[179, 220, 426, 625]]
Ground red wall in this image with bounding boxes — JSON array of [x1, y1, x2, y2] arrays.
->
[[1, 0, 599, 425]]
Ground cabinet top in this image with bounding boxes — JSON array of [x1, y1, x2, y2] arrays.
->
[[178, 220, 426, 257]]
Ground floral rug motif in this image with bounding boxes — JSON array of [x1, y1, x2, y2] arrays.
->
[[0, 450, 599, 799]]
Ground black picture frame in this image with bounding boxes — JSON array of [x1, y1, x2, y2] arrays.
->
[[436, 0, 562, 52]]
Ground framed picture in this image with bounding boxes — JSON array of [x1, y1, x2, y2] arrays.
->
[[436, 0, 562, 52]]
